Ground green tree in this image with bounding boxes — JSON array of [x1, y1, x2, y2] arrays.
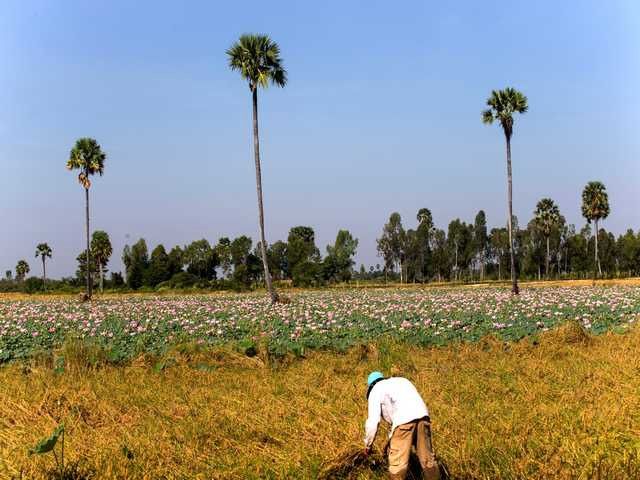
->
[[35, 243, 52, 290], [473, 211, 488, 280], [123, 239, 149, 289], [5, 270, 11, 280], [324, 229, 359, 283], [482, 87, 528, 294], [416, 208, 434, 282], [215, 238, 233, 279], [376, 213, 405, 283], [581, 181, 610, 277], [66, 138, 106, 298], [287, 227, 321, 286], [227, 34, 287, 304], [267, 240, 288, 280], [91, 231, 112, 293], [15, 260, 30, 282], [489, 227, 510, 281], [167, 246, 184, 277], [617, 229, 640, 276], [447, 219, 473, 281], [147, 244, 171, 286], [183, 239, 218, 280], [533, 198, 561, 279]]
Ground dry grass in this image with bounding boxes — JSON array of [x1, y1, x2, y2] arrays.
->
[[1, 323, 640, 479]]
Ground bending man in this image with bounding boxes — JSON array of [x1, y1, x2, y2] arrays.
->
[[364, 371, 439, 480]]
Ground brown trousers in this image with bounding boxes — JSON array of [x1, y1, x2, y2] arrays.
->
[[387, 417, 439, 480]]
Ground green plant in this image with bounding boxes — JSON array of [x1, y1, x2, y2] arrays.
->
[[29, 424, 65, 479]]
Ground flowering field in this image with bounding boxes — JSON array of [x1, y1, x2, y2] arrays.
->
[[1, 286, 639, 363]]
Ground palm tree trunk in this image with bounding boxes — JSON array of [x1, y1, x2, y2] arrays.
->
[[42, 257, 46, 291], [505, 135, 519, 294], [252, 87, 277, 304], [546, 236, 550, 279], [85, 186, 92, 298], [594, 219, 601, 278]]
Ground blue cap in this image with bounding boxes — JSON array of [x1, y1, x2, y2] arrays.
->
[[367, 371, 384, 386]]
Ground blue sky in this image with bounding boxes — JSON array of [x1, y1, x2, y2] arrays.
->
[[1, 0, 639, 278]]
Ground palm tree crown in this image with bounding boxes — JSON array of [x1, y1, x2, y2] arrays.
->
[[581, 181, 610, 223], [227, 34, 287, 91], [482, 87, 528, 139], [534, 198, 561, 236], [35, 243, 52, 260], [66, 138, 106, 189]]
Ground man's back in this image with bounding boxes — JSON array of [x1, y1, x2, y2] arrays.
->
[[365, 377, 429, 444]]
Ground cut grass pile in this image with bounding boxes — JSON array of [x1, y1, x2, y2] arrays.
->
[[1, 321, 639, 479]]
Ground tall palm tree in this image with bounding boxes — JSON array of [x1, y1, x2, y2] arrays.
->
[[482, 87, 528, 294], [581, 181, 610, 278], [15, 260, 30, 282], [91, 230, 112, 293], [533, 198, 560, 279], [227, 34, 287, 304], [35, 243, 52, 290], [67, 138, 106, 299]]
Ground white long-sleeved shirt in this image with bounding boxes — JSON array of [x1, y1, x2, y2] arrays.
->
[[364, 377, 429, 448]]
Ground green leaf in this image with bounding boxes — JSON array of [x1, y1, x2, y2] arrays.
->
[[29, 424, 64, 455]]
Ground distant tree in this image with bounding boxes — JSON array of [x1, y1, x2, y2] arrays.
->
[[472, 211, 488, 280], [230, 236, 261, 288], [227, 34, 287, 304], [76, 250, 99, 284], [147, 244, 171, 286], [416, 208, 434, 282], [489, 227, 509, 281], [581, 181, 610, 277], [123, 239, 149, 289], [324, 229, 359, 282], [267, 240, 288, 280], [215, 237, 233, 279], [35, 243, 52, 289], [91, 231, 112, 293], [5, 270, 11, 280], [617, 229, 640, 276], [287, 227, 321, 286], [167, 246, 184, 277], [15, 260, 30, 282], [447, 219, 472, 281], [533, 198, 561, 278], [66, 137, 106, 298], [430, 229, 449, 282], [582, 182, 611, 276], [110, 271, 125, 288], [376, 213, 405, 283], [183, 239, 218, 280], [482, 87, 528, 294]]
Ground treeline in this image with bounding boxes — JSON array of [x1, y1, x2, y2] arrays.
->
[[371, 206, 640, 283], [0, 228, 359, 292], [3, 204, 639, 294]]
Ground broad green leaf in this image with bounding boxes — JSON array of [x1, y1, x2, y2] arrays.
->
[[29, 424, 64, 455]]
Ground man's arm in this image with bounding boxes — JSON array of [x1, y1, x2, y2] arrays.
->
[[364, 390, 381, 448]]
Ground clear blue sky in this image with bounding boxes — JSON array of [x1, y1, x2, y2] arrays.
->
[[1, 0, 639, 278]]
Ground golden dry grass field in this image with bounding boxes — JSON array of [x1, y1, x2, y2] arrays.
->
[[1, 320, 639, 479]]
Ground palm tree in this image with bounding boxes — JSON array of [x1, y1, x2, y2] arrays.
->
[[67, 138, 106, 299], [15, 260, 30, 282], [35, 243, 52, 290], [533, 198, 560, 279], [91, 231, 113, 293], [227, 34, 287, 304], [482, 87, 528, 294], [581, 181, 610, 277]]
